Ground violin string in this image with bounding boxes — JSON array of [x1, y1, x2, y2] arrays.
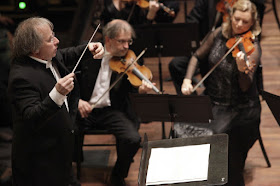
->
[[192, 37, 242, 92], [71, 23, 100, 73], [91, 48, 147, 109]]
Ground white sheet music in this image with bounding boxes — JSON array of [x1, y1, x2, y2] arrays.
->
[[146, 144, 210, 185]]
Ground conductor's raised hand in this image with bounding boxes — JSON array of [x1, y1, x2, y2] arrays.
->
[[55, 73, 75, 96], [88, 42, 104, 59]]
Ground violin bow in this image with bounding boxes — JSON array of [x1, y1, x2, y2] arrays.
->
[[91, 48, 147, 109], [71, 23, 101, 73], [192, 37, 242, 92]]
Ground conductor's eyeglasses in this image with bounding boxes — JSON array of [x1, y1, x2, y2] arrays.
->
[[47, 32, 55, 43]]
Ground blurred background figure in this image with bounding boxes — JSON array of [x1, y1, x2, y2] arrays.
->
[[0, 14, 14, 186]]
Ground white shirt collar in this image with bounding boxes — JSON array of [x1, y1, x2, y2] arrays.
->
[[29, 56, 52, 69], [103, 47, 112, 58]]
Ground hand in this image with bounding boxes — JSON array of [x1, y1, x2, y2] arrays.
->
[[55, 73, 75, 95], [149, 1, 160, 12], [88, 42, 104, 59], [236, 51, 247, 72], [181, 79, 193, 95], [78, 99, 93, 118], [138, 80, 156, 94], [236, 51, 255, 74], [147, 1, 160, 20]]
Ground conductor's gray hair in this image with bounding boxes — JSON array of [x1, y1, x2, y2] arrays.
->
[[12, 17, 53, 58]]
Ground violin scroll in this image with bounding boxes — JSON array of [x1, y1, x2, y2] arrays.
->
[[216, 0, 237, 21]]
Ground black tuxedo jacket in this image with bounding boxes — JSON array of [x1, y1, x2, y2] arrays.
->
[[8, 45, 91, 186]]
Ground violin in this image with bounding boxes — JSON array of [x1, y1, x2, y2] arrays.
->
[[122, 0, 175, 17], [109, 49, 161, 94], [226, 31, 256, 73], [216, 0, 237, 22]]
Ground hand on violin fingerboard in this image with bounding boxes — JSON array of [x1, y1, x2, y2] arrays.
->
[[236, 51, 256, 74], [88, 42, 104, 59], [138, 80, 156, 94], [147, 1, 160, 20]]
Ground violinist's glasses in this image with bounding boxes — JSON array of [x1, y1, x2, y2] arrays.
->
[[113, 38, 133, 45]]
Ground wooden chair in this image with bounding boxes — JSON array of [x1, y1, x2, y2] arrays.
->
[[75, 127, 116, 180]]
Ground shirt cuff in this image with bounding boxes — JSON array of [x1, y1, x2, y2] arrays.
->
[[49, 87, 67, 107]]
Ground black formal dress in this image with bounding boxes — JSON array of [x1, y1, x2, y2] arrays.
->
[[169, 0, 265, 95], [185, 27, 262, 186]]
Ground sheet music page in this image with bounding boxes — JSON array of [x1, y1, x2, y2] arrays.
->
[[146, 144, 210, 185]]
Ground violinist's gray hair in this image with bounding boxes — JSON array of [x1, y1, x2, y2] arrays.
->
[[102, 19, 136, 39], [12, 17, 54, 58]]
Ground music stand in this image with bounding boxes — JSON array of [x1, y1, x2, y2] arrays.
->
[[129, 94, 213, 137], [138, 133, 228, 186], [130, 94, 212, 122], [131, 23, 200, 138], [130, 94, 228, 185], [262, 90, 280, 126], [131, 23, 200, 89], [132, 23, 200, 58]]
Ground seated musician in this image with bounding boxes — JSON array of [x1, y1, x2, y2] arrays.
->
[[76, 19, 155, 186], [100, 0, 180, 26], [181, 0, 262, 185]]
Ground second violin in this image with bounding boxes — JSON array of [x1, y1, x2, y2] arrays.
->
[[122, 0, 175, 17], [109, 49, 161, 94]]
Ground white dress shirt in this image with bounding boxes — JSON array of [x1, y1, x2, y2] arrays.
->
[[29, 56, 69, 112], [89, 50, 113, 108]]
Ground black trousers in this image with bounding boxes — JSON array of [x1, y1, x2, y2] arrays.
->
[[81, 107, 141, 178]]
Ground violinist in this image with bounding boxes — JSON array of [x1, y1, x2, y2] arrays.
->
[[100, 0, 179, 26], [168, 0, 265, 95], [181, 0, 261, 185], [8, 17, 104, 186], [76, 19, 155, 186]]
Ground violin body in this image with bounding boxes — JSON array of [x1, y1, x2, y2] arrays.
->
[[226, 31, 255, 57], [122, 0, 175, 17], [226, 31, 256, 73], [110, 50, 153, 87]]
